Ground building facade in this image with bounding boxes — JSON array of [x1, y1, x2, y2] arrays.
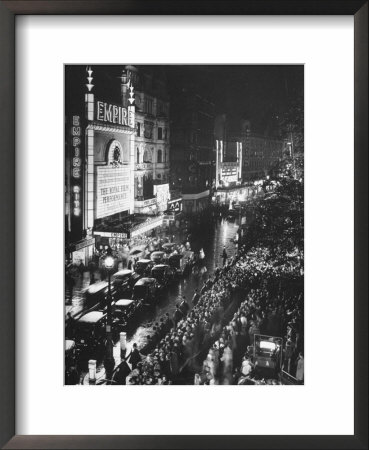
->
[[237, 123, 287, 181], [65, 67, 136, 264], [129, 66, 171, 215], [65, 66, 172, 264], [170, 86, 215, 214]]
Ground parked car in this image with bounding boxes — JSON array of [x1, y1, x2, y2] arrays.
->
[[226, 210, 238, 221], [132, 277, 159, 304], [134, 258, 154, 277], [168, 253, 185, 276], [150, 251, 167, 264], [83, 281, 115, 310], [112, 269, 140, 296], [151, 264, 175, 287], [74, 311, 106, 345]]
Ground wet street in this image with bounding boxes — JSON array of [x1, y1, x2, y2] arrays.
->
[[125, 217, 240, 350]]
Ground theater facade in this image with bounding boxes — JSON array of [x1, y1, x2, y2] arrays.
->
[[65, 67, 136, 264]]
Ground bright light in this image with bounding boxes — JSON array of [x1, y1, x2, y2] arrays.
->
[[104, 256, 114, 269]]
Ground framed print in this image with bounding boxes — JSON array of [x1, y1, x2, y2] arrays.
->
[[0, 1, 367, 449]]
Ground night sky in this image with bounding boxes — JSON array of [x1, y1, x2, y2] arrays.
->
[[65, 65, 303, 135]]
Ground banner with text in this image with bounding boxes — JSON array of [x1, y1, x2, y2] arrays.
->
[[96, 166, 131, 219]]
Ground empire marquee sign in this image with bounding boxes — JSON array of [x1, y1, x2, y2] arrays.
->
[[96, 101, 135, 128]]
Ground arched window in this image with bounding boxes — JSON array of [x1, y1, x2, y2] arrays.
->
[[157, 149, 162, 163], [143, 147, 152, 163]]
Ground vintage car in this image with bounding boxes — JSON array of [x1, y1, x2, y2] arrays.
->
[[226, 209, 238, 222], [134, 258, 154, 277], [83, 280, 116, 310], [132, 277, 159, 304], [73, 311, 107, 365], [253, 334, 283, 377], [111, 298, 144, 337], [150, 251, 167, 264], [168, 253, 185, 276], [112, 269, 140, 296], [150, 264, 175, 287]]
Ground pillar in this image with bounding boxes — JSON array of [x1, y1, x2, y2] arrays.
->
[[88, 359, 96, 384], [120, 332, 127, 359]]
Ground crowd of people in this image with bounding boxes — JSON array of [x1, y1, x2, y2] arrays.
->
[[126, 240, 304, 385]]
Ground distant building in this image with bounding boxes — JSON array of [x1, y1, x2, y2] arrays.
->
[[170, 86, 215, 214], [233, 121, 287, 181]]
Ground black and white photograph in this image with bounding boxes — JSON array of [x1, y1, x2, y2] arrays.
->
[[64, 64, 304, 386]]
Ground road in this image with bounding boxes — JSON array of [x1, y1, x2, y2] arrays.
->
[[125, 217, 240, 350]]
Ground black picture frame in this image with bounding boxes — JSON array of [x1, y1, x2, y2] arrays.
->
[[0, 1, 367, 449]]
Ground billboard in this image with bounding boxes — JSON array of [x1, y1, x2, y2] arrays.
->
[[154, 183, 170, 212], [96, 166, 131, 219]]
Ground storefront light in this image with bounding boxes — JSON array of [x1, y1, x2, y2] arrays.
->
[[104, 255, 114, 269]]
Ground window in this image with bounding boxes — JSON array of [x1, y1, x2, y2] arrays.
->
[[136, 147, 140, 163], [158, 127, 163, 140], [136, 122, 141, 137], [157, 149, 162, 163]]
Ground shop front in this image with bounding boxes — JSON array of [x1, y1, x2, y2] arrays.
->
[[68, 237, 96, 265]]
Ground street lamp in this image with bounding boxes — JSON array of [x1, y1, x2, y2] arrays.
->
[[103, 253, 115, 383]]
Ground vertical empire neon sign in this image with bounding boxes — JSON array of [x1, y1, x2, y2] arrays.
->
[[71, 115, 82, 216]]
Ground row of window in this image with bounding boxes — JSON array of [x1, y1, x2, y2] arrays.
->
[[136, 122, 168, 141], [136, 147, 167, 164]]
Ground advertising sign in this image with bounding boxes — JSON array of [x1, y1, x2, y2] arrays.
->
[[94, 231, 129, 239], [154, 183, 170, 212], [96, 166, 131, 219], [168, 198, 182, 213]]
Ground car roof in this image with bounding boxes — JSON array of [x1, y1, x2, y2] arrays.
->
[[152, 264, 169, 269], [151, 251, 165, 256], [137, 258, 151, 264], [65, 340, 75, 351], [84, 281, 108, 294], [77, 311, 106, 324], [134, 277, 156, 285], [115, 299, 134, 307], [112, 269, 133, 277]]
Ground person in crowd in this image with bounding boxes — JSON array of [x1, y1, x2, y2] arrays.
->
[[127, 343, 142, 370], [192, 289, 200, 306], [179, 297, 190, 316], [241, 356, 254, 378], [222, 246, 228, 266], [295, 352, 304, 382], [173, 304, 184, 326]]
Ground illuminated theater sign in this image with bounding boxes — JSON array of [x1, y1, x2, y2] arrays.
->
[[96, 101, 135, 128], [71, 115, 83, 216], [96, 166, 131, 219]]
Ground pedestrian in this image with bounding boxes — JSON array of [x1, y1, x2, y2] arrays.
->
[[112, 359, 131, 385], [179, 297, 190, 316], [192, 289, 200, 306], [173, 304, 184, 326], [127, 343, 142, 370], [222, 246, 228, 266], [295, 352, 304, 382], [66, 273, 75, 303]]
